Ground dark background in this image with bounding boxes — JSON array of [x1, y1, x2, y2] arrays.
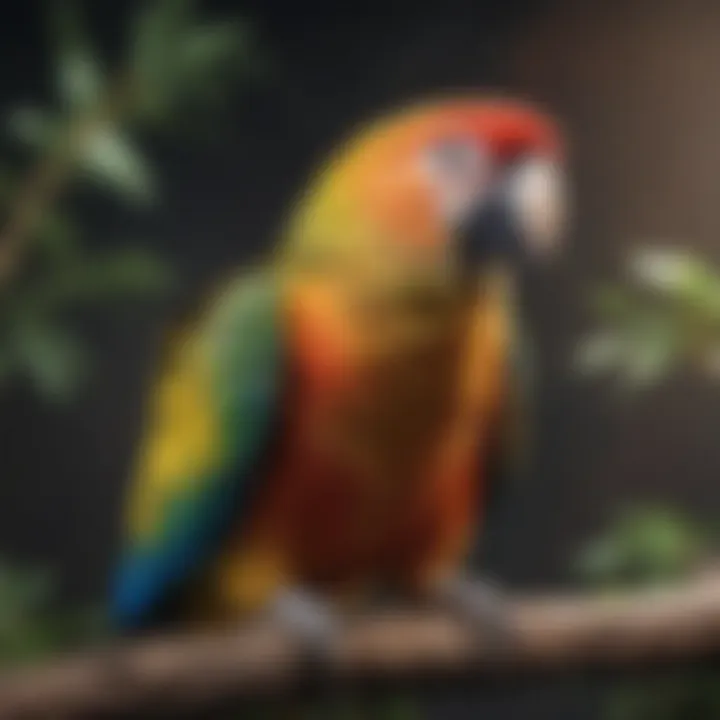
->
[[3, 1, 720, 717]]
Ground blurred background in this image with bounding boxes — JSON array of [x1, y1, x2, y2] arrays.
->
[[3, 0, 720, 718]]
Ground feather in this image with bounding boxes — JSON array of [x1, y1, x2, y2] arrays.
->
[[111, 272, 284, 629]]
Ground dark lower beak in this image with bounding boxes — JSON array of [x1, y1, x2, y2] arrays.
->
[[455, 189, 522, 269]]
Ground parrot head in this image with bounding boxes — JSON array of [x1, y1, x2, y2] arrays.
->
[[412, 98, 566, 269], [284, 96, 567, 332]]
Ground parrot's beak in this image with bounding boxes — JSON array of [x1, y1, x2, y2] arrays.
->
[[456, 157, 566, 270]]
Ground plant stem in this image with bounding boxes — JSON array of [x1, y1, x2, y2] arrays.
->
[[0, 74, 136, 287]]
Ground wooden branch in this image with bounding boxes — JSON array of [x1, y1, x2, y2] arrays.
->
[[3, 571, 720, 719]]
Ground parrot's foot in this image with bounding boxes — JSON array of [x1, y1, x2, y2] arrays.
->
[[269, 588, 342, 665], [432, 575, 516, 655]]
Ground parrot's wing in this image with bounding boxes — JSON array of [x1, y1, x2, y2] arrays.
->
[[112, 272, 284, 629]]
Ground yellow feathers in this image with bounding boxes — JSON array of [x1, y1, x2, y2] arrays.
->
[[127, 333, 221, 541]]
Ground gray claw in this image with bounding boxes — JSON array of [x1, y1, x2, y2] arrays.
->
[[270, 588, 342, 661], [435, 576, 515, 652]]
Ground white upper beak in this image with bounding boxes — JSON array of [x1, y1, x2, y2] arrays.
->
[[507, 158, 567, 258]]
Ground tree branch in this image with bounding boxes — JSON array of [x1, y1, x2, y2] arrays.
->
[[0, 76, 135, 286], [3, 571, 720, 718]]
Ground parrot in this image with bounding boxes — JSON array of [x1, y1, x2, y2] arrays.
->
[[111, 95, 567, 650]]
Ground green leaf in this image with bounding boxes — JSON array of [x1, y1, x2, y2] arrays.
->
[[179, 21, 251, 80], [175, 22, 254, 112], [6, 106, 58, 150], [627, 247, 699, 292], [576, 506, 708, 589], [575, 313, 683, 390], [47, 1, 104, 111], [626, 247, 720, 320], [128, 1, 254, 124], [78, 125, 156, 204], [577, 249, 720, 389], [574, 331, 625, 376], [128, 0, 197, 122], [58, 52, 104, 112], [13, 320, 87, 403], [132, 0, 196, 60]]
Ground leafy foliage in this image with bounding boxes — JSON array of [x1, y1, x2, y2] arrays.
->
[[48, 1, 105, 113], [576, 505, 711, 589], [129, 0, 255, 125], [0, 561, 107, 667], [0, 0, 260, 676], [0, 0, 256, 403], [78, 127, 157, 204], [577, 507, 720, 720], [575, 247, 720, 390], [576, 246, 720, 718]]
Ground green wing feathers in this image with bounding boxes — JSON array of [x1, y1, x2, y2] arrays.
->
[[111, 273, 285, 629]]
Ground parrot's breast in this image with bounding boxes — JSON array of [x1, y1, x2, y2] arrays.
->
[[206, 276, 510, 614]]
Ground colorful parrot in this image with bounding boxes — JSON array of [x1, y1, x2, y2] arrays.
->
[[111, 96, 567, 644]]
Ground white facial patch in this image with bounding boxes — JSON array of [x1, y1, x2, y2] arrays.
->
[[507, 158, 567, 257], [422, 137, 491, 225]]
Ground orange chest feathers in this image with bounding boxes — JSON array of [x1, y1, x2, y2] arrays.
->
[[246, 280, 511, 586]]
